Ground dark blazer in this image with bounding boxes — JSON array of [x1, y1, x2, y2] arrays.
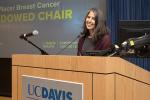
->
[[77, 34, 111, 55]]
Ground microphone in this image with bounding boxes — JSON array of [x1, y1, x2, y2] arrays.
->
[[19, 30, 48, 55], [56, 34, 83, 55], [108, 44, 120, 57], [19, 30, 39, 39], [121, 41, 128, 47]]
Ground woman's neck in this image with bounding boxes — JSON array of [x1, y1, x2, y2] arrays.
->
[[88, 29, 94, 38]]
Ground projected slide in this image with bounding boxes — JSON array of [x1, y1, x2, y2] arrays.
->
[[0, 0, 105, 57]]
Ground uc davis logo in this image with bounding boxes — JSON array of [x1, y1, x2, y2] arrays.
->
[[22, 75, 83, 100], [27, 83, 72, 100]]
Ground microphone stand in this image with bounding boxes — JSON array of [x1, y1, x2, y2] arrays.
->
[[22, 37, 49, 55], [108, 51, 118, 57], [56, 35, 81, 55]]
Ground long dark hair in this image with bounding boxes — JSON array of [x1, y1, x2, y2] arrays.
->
[[81, 8, 110, 43]]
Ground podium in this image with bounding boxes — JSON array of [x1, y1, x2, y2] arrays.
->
[[12, 54, 150, 100]]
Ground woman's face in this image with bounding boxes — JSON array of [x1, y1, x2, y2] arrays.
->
[[86, 11, 96, 31]]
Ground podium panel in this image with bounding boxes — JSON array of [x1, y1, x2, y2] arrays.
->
[[14, 67, 92, 100], [12, 54, 150, 100], [93, 74, 115, 100]]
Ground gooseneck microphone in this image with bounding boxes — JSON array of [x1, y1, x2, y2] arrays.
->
[[19, 30, 39, 39], [19, 30, 49, 55], [56, 34, 83, 55], [108, 44, 120, 57]]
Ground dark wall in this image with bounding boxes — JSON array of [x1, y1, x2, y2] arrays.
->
[[0, 58, 11, 96]]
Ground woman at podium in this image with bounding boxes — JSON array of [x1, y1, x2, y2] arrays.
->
[[77, 8, 111, 56]]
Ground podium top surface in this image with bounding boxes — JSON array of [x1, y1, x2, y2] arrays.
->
[[12, 54, 150, 84]]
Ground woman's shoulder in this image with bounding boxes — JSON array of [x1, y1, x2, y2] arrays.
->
[[78, 35, 85, 43], [79, 35, 85, 40], [102, 33, 111, 39]]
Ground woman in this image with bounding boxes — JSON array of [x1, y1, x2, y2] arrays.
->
[[77, 8, 111, 55]]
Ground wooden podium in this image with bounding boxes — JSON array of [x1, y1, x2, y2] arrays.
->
[[12, 54, 150, 100]]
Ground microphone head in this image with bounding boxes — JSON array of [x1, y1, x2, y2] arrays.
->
[[121, 41, 128, 47], [32, 30, 39, 36], [19, 30, 39, 39], [111, 44, 120, 52], [114, 44, 120, 50]]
